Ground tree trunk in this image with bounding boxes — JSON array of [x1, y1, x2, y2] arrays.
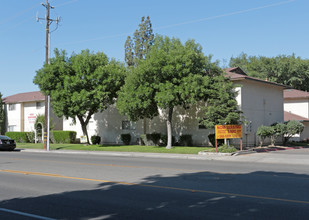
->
[[77, 115, 90, 144], [166, 107, 173, 149], [143, 118, 147, 134]]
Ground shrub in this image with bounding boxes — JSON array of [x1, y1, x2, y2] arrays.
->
[[140, 133, 161, 146], [283, 120, 304, 145], [121, 133, 131, 145], [208, 133, 224, 147], [160, 134, 176, 146], [5, 132, 31, 143], [270, 123, 286, 146], [26, 131, 35, 143], [91, 135, 101, 145], [179, 134, 193, 146], [139, 134, 146, 145], [256, 126, 274, 146], [217, 144, 237, 153], [51, 131, 76, 144], [147, 133, 161, 146]]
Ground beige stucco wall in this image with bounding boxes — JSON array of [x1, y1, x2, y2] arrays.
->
[[233, 80, 284, 147], [63, 106, 144, 144], [300, 122, 309, 141], [6, 103, 21, 132], [5, 101, 63, 133], [63, 104, 213, 145], [284, 99, 309, 119], [23, 102, 45, 132], [63, 80, 284, 147], [283, 98, 309, 142]]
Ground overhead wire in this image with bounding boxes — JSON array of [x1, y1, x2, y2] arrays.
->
[[0, 3, 40, 26], [155, 0, 296, 30], [53, 0, 296, 48]]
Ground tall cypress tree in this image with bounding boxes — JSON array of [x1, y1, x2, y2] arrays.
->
[[124, 16, 154, 67], [124, 16, 155, 134], [0, 93, 5, 135]]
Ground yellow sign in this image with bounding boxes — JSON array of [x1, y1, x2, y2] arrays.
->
[[215, 125, 242, 139]]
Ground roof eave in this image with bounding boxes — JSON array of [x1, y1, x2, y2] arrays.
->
[[230, 76, 288, 88]]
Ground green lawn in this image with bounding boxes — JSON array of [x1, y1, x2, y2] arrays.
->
[[17, 143, 215, 154]]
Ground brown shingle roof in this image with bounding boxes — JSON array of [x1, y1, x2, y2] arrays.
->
[[224, 67, 288, 88], [284, 111, 309, 122], [284, 89, 309, 99], [3, 91, 45, 104]]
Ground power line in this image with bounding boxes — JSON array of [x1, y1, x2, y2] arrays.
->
[[52, 0, 296, 48], [0, 3, 40, 25], [54, 0, 79, 8], [0, 17, 33, 35], [155, 0, 296, 30]]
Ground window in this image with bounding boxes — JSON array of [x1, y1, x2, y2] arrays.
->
[[122, 121, 136, 130], [8, 125, 16, 131], [36, 102, 43, 109], [9, 104, 16, 111]]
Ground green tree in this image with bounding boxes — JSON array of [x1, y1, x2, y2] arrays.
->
[[229, 53, 309, 91], [257, 125, 274, 146], [283, 120, 304, 145], [0, 92, 5, 134], [200, 73, 241, 129], [271, 123, 286, 146], [125, 16, 155, 134], [125, 16, 154, 67], [34, 49, 126, 144], [117, 35, 240, 149]]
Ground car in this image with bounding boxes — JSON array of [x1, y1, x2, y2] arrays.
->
[[0, 135, 16, 151]]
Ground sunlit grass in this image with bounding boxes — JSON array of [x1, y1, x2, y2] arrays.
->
[[17, 143, 214, 154]]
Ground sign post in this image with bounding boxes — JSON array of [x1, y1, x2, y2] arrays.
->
[[215, 125, 243, 152]]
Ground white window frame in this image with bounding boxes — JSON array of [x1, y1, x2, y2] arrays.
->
[[9, 104, 16, 111]]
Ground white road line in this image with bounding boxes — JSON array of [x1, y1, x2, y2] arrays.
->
[[0, 208, 56, 220]]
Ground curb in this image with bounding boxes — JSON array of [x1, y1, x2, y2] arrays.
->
[[253, 146, 304, 153], [17, 148, 228, 161], [198, 151, 233, 156], [15, 145, 307, 161]]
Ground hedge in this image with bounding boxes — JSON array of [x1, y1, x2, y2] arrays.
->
[[179, 134, 193, 146], [208, 133, 224, 147], [5, 132, 32, 143], [121, 133, 131, 145], [91, 135, 101, 145], [140, 133, 162, 146], [51, 131, 76, 144]]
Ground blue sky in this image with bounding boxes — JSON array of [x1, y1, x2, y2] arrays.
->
[[1, 0, 307, 97]]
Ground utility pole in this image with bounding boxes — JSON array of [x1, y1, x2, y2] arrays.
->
[[37, 0, 60, 151]]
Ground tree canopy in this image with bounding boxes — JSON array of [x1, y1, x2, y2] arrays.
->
[[229, 53, 309, 91], [118, 35, 241, 148], [34, 49, 126, 144], [125, 16, 154, 67], [200, 74, 241, 129], [257, 121, 304, 146]]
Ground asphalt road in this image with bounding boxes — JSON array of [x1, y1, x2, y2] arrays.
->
[[0, 150, 309, 219]]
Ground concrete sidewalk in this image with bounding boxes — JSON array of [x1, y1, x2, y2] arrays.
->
[[17, 148, 226, 160], [17, 147, 309, 166]]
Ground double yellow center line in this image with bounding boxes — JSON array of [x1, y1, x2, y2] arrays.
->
[[1, 169, 309, 205]]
